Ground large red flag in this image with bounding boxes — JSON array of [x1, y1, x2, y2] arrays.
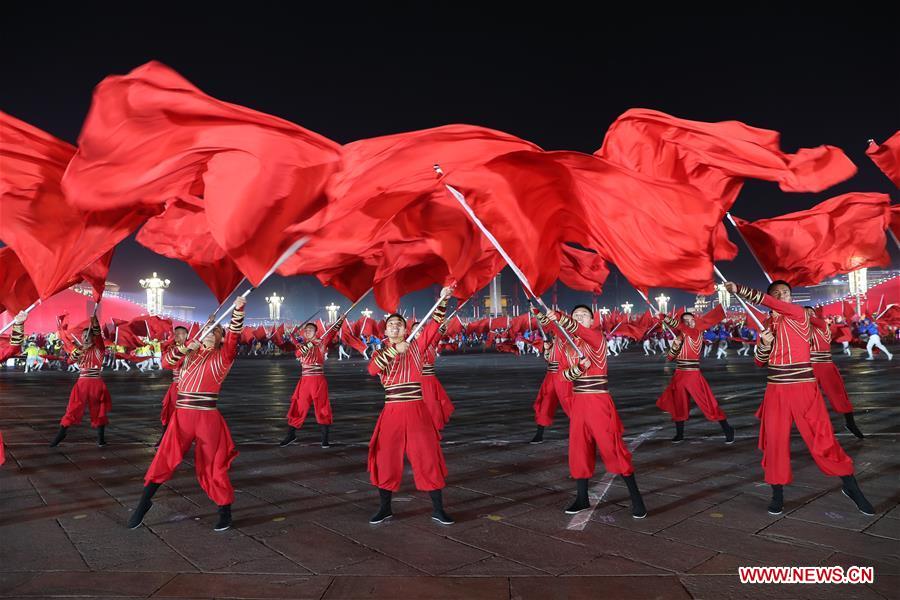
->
[[0, 248, 39, 313], [136, 199, 245, 303], [558, 244, 610, 294], [866, 132, 900, 188], [62, 61, 342, 286], [0, 112, 150, 299], [731, 192, 891, 287]]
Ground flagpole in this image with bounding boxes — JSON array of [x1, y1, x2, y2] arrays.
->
[[712, 266, 765, 330], [725, 212, 773, 284], [636, 290, 675, 336], [439, 167, 583, 358], [0, 299, 41, 335], [323, 288, 373, 338], [406, 287, 454, 343]]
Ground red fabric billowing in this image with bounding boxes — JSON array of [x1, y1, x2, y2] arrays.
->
[[121, 315, 173, 340], [63, 61, 342, 286], [339, 319, 367, 355], [558, 244, 610, 294], [136, 199, 244, 303], [866, 132, 900, 188], [731, 193, 891, 287], [1, 112, 152, 300], [0, 248, 39, 314], [890, 205, 900, 241], [597, 108, 857, 206]]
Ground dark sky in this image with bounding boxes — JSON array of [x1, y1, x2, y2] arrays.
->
[[2, 13, 897, 319]]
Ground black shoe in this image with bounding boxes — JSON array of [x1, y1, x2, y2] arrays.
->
[[97, 426, 107, 448], [429, 489, 455, 525], [671, 421, 685, 444], [127, 483, 160, 529], [844, 413, 864, 439], [565, 478, 591, 514], [622, 474, 648, 519], [320, 425, 330, 448], [529, 425, 545, 444], [841, 476, 875, 516], [720, 419, 735, 445], [49, 426, 68, 448], [279, 427, 297, 447], [369, 488, 393, 524], [154, 427, 166, 448], [214, 504, 232, 531], [768, 485, 784, 515]]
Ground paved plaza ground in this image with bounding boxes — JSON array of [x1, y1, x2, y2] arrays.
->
[[0, 347, 897, 599]]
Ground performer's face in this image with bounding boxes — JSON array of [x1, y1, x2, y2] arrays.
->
[[386, 317, 406, 340], [304, 325, 317, 339], [682, 315, 696, 328], [769, 284, 792, 302], [572, 308, 592, 327], [174, 329, 187, 344], [203, 329, 221, 349]]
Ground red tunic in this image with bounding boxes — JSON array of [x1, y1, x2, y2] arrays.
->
[[296, 325, 338, 375], [0, 322, 23, 466], [173, 330, 239, 395]]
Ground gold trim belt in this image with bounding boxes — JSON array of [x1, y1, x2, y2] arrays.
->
[[767, 363, 816, 385], [546, 362, 559, 373], [176, 391, 219, 410], [810, 351, 832, 364], [301, 364, 324, 375], [384, 382, 423, 403], [573, 376, 609, 394], [79, 368, 102, 378], [422, 364, 436, 376], [675, 359, 700, 371]]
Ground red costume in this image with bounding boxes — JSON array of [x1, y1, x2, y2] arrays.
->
[[555, 314, 634, 479], [0, 321, 25, 465], [421, 334, 454, 432], [144, 309, 243, 506], [735, 285, 854, 485], [286, 323, 339, 429], [657, 309, 727, 422], [809, 316, 853, 414], [367, 302, 448, 492], [532, 338, 574, 427], [60, 321, 111, 429], [159, 343, 186, 426]]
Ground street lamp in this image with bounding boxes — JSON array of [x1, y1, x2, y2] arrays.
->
[[266, 294, 284, 320], [360, 308, 373, 319], [655, 293, 670, 314], [621, 301, 633, 315], [694, 295, 709, 313], [599, 306, 611, 316], [716, 283, 731, 309], [326, 302, 340, 323], [139, 272, 170, 315]]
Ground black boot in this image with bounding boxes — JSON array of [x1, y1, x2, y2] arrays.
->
[[214, 504, 232, 531], [622, 474, 647, 518], [565, 478, 590, 514], [127, 482, 160, 529], [844, 413, 864, 439], [369, 488, 393, 524], [671, 421, 685, 444], [429, 489, 455, 525], [320, 425, 330, 448], [720, 419, 735, 444], [768, 484, 784, 515], [279, 426, 297, 447], [97, 426, 107, 448], [154, 426, 166, 448], [841, 475, 875, 516], [529, 425, 545, 444], [49, 426, 68, 447]]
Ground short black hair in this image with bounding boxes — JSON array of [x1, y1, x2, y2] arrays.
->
[[386, 313, 407, 326], [303, 322, 318, 330], [767, 280, 792, 294], [681, 312, 695, 320], [571, 304, 593, 318], [174, 326, 188, 333]]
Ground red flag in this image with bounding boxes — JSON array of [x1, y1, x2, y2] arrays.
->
[[0, 248, 39, 314], [122, 315, 173, 340], [63, 61, 342, 286], [890, 205, 900, 241], [253, 325, 268, 342], [136, 199, 245, 303], [558, 244, 610, 294], [731, 193, 891, 287], [239, 328, 255, 345], [355, 316, 376, 338], [339, 319, 367, 355], [866, 132, 900, 188]]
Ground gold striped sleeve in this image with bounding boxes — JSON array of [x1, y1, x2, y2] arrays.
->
[[754, 341, 772, 364], [556, 313, 578, 334], [9, 322, 25, 347], [736, 284, 764, 305], [229, 309, 245, 333], [373, 347, 399, 371], [563, 365, 583, 381]]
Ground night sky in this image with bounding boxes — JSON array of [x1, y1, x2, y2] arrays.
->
[[2, 13, 897, 319]]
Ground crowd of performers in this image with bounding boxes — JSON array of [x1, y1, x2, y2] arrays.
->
[[0, 280, 895, 530]]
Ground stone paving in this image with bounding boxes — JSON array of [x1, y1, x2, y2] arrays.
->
[[0, 347, 897, 599]]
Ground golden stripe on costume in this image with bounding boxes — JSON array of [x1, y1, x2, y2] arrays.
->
[[9, 323, 25, 346], [384, 382, 423, 403], [546, 361, 559, 373], [675, 359, 700, 371], [754, 343, 772, 363], [301, 364, 324, 375], [767, 363, 816, 384], [229, 309, 244, 333], [810, 351, 832, 364], [737, 284, 764, 305], [573, 376, 609, 394], [374, 346, 397, 371], [662, 315, 679, 329], [422, 364, 436, 376], [556, 313, 578, 334], [79, 367, 102, 378], [563, 365, 583, 381], [176, 391, 219, 410]]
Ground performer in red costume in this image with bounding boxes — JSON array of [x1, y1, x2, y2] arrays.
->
[[529, 333, 574, 444], [537, 306, 647, 518], [0, 311, 27, 465], [366, 286, 454, 525], [420, 322, 455, 433], [657, 308, 734, 444], [50, 315, 111, 448], [156, 325, 189, 447], [726, 281, 873, 516], [805, 308, 864, 439], [279, 316, 344, 448], [127, 297, 245, 531]]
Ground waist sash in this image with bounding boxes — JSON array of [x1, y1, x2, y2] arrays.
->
[[767, 363, 816, 385], [384, 382, 423, 403], [573, 375, 609, 394], [810, 351, 832, 364], [301, 364, 324, 376], [422, 364, 436, 376], [79, 368, 101, 379], [176, 391, 219, 410], [546, 362, 559, 373], [675, 359, 700, 371]]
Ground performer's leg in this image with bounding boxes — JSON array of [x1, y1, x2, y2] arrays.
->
[[193, 412, 239, 530], [566, 398, 595, 514]]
